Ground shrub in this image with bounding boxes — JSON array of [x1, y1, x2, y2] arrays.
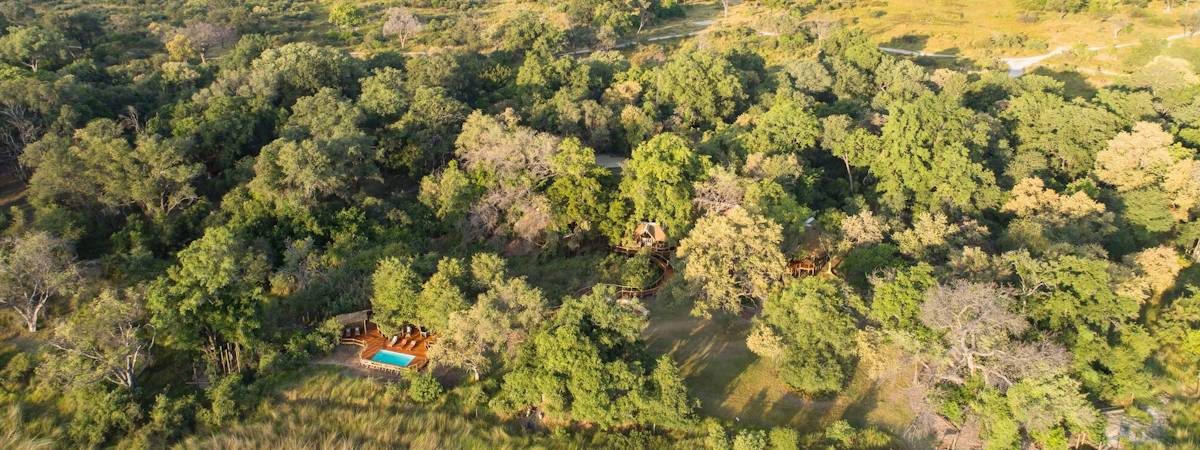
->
[[704, 418, 729, 450], [328, 2, 365, 29], [731, 429, 768, 450], [768, 426, 800, 450], [199, 374, 249, 429], [407, 371, 443, 403]]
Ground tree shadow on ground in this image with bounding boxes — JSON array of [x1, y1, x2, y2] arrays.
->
[[837, 381, 883, 428], [1164, 263, 1200, 303], [1029, 67, 1097, 99], [641, 305, 761, 418], [882, 34, 930, 52]]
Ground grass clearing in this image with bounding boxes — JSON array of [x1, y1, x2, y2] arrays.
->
[[641, 288, 915, 436]]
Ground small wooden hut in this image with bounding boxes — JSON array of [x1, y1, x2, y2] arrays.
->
[[788, 218, 829, 277], [633, 221, 668, 249]]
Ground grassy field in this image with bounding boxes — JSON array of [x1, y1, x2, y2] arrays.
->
[[640, 287, 916, 438], [176, 367, 546, 450], [1037, 37, 1200, 86], [823, 0, 1196, 55]]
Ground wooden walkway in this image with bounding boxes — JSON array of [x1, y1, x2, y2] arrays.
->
[[341, 322, 430, 371], [577, 246, 675, 299]]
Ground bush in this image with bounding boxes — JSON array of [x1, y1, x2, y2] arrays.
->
[[704, 418, 729, 450], [0, 350, 35, 389], [119, 394, 197, 449], [839, 243, 903, 290], [199, 374, 249, 429], [732, 429, 768, 450], [619, 251, 657, 288], [768, 426, 800, 450], [66, 387, 141, 447], [407, 371, 443, 403], [328, 2, 365, 29]]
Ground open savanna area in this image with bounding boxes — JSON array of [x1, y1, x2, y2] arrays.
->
[[4, 0, 1200, 448], [827, 0, 1198, 56]]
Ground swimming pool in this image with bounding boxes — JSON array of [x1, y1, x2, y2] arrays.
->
[[369, 349, 416, 367]]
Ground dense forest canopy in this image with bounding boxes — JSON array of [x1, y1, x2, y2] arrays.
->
[[0, 0, 1199, 448]]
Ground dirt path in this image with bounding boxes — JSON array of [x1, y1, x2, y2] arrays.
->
[[565, 6, 1200, 78], [880, 30, 1200, 76]]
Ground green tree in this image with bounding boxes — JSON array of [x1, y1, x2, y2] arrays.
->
[[821, 114, 880, 192], [732, 429, 768, 450], [169, 95, 270, 173], [873, 93, 1000, 216], [1022, 255, 1138, 331], [22, 120, 203, 217], [493, 286, 681, 428], [742, 97, 820, 155], [406, 371, 443, 403], [243, 42, 360, 105], [547, 138, 610, 233], [868, 263, 936, 332], [749, 278, 859, 394], [818, 28, 883, 101], [1006, 375, 1101, 448], [633, 355, 696, 429], [0, 26, 68, 72], [381, 86, 469, 173], [418, 161, 479, 225], [430, 276, 547, 380], [248, 89, 377, 212], [148, 227, 269, 375], [1003, 79, 1122, 180], [64, 386, 140, 448], [328, 2, 366, 29], [677, 207, 787, 318], [611, 133, 708, 243], [415, 257, 468, 330], [647, 50, 747, 128], [370, 256, 421, 336], [871, 58, 930, 110], [357, 67, 407, 120], [768, 427, 800, 450]]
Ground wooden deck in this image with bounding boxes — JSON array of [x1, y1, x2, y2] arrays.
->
[[341, 322, 432, 371]]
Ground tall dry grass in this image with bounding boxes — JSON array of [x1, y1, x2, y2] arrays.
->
[[174, 368, 548, 450]]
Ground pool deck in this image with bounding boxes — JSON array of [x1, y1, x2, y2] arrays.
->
[[342, 322, 431, 371]]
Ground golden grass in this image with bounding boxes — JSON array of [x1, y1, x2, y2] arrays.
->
[[826, 0, 1196, 57], [175, 367, 534, 450]]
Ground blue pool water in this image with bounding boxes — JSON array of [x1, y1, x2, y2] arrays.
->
[[370, 349, 416, 367]]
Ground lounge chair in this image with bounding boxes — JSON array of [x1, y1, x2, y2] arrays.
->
[[405, 339, 418, 350]]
